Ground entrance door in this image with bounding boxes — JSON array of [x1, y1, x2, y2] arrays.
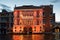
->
[[23, 27, 27, 34], [23, 27, 32, 34], [29, 27, 32, 34]]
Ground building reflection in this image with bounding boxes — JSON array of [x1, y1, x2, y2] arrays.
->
[[0, 34, 12, 40], [55, 33, 60, 40], [32, 34, 44, 40], [13, 35, 23, 40], [44, 34, 54, 40], [13, 34, 45, 40], [13, 35, 32, 40], [0, 34, 60, 40], [23, 35, 32, 40]]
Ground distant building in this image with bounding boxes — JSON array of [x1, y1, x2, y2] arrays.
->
[[13, 5, 55, 33], [0, 9, 13, 34], [52, 22, 60, 32]]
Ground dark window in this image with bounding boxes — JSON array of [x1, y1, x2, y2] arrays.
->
[[11, 18, 13, 22], [43, 19, 46, 24], [20, 27, 21, 28], [43, 12, 46, 16], [37, 20, 39, 25], [40, 30, 41, 31], [40, 27, 42, 31], [15, 30, 16, 32], [1, 17, 9, 22], [20, 30, 21, 31], [11, 23, 13, 27], [34, 27, 36, 31], [11, 13, 13, 16], [17, 11, 20, 18], [1, 14, 6, 16], [7, 30, 9, 32], [50, 19, 54, 23], [1, 23, 6, 28], [40, 27, 41, 28], [17, 19, 20, 25], [36, 11, 39, 17], [15, 27, 16, 29]]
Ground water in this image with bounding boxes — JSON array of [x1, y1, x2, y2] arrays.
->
[[0, 34, 60, 40]]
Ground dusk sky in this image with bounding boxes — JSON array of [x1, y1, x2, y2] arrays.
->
[[0, 0, 60, 22]]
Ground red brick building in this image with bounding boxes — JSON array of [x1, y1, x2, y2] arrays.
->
[[13, 5, 55, 33]]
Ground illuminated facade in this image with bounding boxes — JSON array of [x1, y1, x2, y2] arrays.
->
[[13, 5, 55, 33]]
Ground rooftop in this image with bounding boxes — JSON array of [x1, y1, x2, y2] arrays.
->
[[14, 5, 53, 9]]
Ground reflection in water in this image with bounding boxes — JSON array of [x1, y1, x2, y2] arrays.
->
[[55, 33, 60, 40], [13, 35, 32, 40], [13, 35, 23, 40], [44, 34, 54, 40], [0, 34, 12, 40], [12, 34, 54, 40], [32, 34, 44, 40], [0, 34, 60, 40]]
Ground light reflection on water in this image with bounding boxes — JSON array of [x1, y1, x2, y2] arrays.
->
[[13, 34, 44, 40], [0, 34, 60, 40]]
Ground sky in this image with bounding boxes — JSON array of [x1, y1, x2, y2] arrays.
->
[[0, 0, 60, 22]]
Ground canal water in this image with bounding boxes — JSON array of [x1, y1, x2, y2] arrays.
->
[[0, 34, 60, 40]]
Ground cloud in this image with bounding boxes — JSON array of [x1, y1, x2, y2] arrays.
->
[[0, 3, 12, 12], [50, 0, 60, 3]]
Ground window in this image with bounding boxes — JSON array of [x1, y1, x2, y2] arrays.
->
[[7, 30, 9, 32], [17, 11, 20, 18], [1, 23, 6, 28], [20, 27, 21, 29], [40, 27, 42, 31], [40, 30, 41, 31], [1, 17, 9, 22], [37, 20, 39, 25], [11, 23, 13, 27], [34, 27, 36, 31], [43, 19, 46, 24], [17, 19, 20, 25], [11, 18, 13, 22], [43, 12, 46, 16], [50, 19, 54, 24], [15, 27, 16, 29], [40, 27, 41, 28], [1, 14, 5, 16], [36, 11, 39, 17], [20, 30, 21, 32], [15, 30, 16, 32]]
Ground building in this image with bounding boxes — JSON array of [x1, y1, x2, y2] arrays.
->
[[52, 22, 60, 32], [0, 9, 13, 34], [13, 5, 55, 34]]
